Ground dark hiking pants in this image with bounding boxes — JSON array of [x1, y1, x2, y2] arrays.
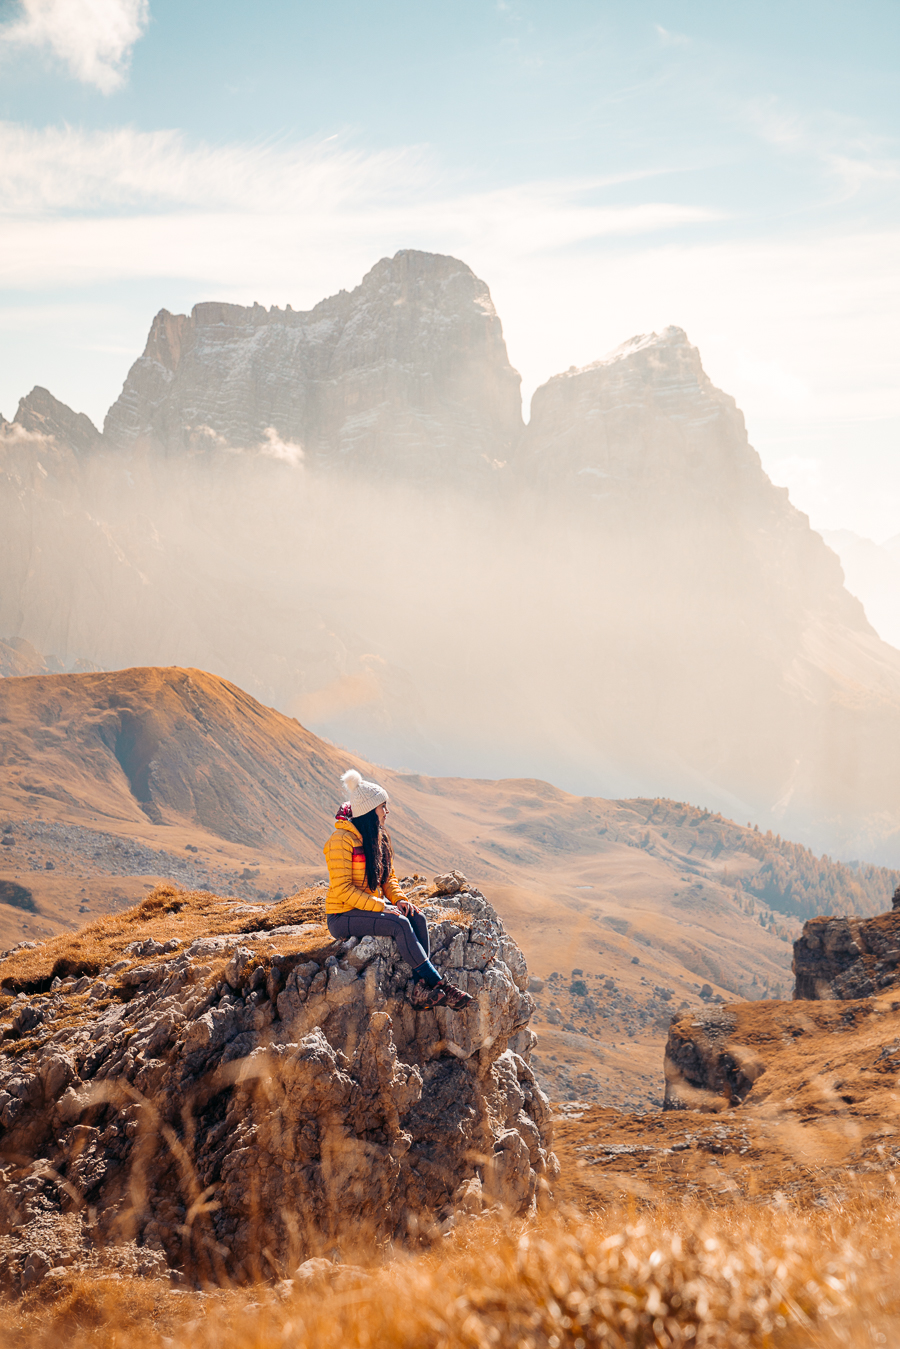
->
[[326, 906, 431, 969]]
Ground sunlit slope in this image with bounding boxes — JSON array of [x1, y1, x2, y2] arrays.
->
[[0, 667, 486, 948]]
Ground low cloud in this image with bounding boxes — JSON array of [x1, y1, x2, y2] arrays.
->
[[0, 0, 149, 94], [258, 427, 303, 466]]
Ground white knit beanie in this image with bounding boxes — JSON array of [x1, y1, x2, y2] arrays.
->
[[341, 768, 388, 818]]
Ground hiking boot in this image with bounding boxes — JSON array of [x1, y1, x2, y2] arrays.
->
[[408, 979, 443, 1010], [432, 980, 474, 1011]]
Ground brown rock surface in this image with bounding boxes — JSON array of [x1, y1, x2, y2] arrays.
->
[[663, 994, 900, 1116], [793, 903, 900, 1001], [0, 883, 553, 1289]]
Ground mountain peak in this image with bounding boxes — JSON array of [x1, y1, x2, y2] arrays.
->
[[557, 327, 694, 383], [13, 387, 101, 456], [142, 309, 193, 373], [600, 325, 690, 365], [103, 250, 522, 477]]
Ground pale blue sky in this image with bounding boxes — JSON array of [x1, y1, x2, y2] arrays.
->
[[1, 0, 898, 536]]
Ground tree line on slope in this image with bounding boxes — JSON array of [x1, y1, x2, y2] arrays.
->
[[638, 800, 899, 921]]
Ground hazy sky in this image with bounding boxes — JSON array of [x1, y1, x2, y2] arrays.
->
[[1, 0, 898, 538]]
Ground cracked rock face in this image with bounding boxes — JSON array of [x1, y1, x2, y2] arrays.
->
[[793, 908, 900, 1001], [103, 250, 524, 484], [0, 886, 555, 1288]]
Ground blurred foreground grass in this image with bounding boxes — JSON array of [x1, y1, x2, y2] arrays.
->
[[5, 1197, 899, 1349]]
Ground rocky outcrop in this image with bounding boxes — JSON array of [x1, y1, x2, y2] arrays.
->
[[663, 992, 900, 1122], [663, 1008, 766, 1111], [0, 883, 554, 1290], [103, 250, 524, 484], [793, 903, 900, 1000]]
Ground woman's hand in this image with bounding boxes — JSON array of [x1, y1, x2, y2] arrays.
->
[[394, 898, 419, 917]]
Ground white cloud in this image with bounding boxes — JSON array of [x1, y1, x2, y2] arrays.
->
[[654, 24, 689, 47], [0, 121, 718, 246], [0, 0, 149, 93], [258, 427, 303, 466], [0, 121, 421, 214], [747, 97, 900, 199]]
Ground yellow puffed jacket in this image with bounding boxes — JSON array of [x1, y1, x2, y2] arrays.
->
[[323, 817, 404, 914]]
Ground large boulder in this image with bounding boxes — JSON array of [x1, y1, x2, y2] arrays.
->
[[0, 885, 555, 1288]]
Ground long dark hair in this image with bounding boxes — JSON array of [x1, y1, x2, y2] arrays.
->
[[353, 808, 393, 892]]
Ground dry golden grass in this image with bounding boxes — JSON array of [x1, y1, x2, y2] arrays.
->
[[4, 1199, 900, 1348], [0, 885, 335, 994]]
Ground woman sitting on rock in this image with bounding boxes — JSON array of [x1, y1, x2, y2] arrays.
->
[[324, 769, 474, 1011]]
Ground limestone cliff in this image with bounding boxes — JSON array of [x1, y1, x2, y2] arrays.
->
[[103, 250, 524, 484], [521, 326, 864, 636], [516, 327, 900, 855], [0, 882, 554, 1289]]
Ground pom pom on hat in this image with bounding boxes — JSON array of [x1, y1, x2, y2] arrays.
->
[[340, 768, 388, 818]]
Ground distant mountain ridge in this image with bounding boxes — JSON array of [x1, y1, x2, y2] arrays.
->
[[2, 249, 900, 861], [822, 529, 900, 650]]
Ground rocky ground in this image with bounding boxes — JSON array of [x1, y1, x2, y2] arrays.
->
[[0, 876, 555, 1292], [527, 967, 698, 1108], [0, 817, 284, 910], [6, 870, 900, 1323], [549, 989, 900, 1213]]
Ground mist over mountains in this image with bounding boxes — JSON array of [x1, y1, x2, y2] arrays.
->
[[2, 249, 899, 862]]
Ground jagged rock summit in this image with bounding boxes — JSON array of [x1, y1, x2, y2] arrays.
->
[[0, 879, 554, 1289], [103, 250, 524, 481], [14, 387, 102, 457]]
